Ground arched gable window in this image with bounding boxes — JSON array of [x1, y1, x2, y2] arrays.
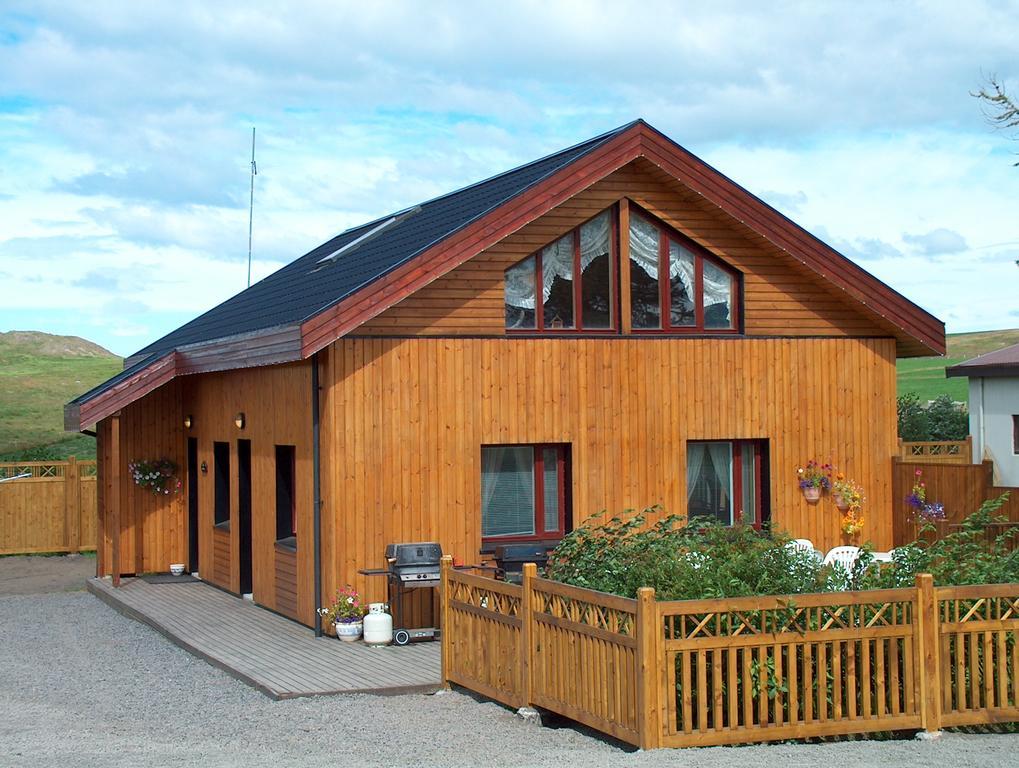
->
[[504, 209, 616, 332], [628, 208, 740, 333], [503, 202, 741, 334]]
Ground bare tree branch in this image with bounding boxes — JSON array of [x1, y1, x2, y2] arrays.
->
[[973, 74, 1019, 165]]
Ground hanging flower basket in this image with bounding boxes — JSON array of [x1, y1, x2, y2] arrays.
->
[[128, 459, 181, 495], [796, 459, 832, 504], [833, 493, 850, 512], [802, 486, 822, 504]]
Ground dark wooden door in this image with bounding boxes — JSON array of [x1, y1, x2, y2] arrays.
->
[[237, 439, 253, 595], [187, 438, 199, 573]]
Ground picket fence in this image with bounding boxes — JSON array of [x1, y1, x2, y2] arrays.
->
[[440, 558, 1019, 749]]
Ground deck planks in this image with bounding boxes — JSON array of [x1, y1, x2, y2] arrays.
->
[[88, 576, 441, 699]]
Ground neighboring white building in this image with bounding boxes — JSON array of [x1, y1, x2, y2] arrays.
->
[[947, 343, 1019, 487]]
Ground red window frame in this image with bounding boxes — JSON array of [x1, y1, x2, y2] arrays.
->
[[686, 440, 766, 529], [505, 208, 618, 334], [629, 205, 741, 335], [481, 443, 570, 545]]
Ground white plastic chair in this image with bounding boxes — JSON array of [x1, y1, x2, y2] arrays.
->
[[823, 545, 862, 571], [870, 550, 894, 564], [788, 538, 815, 554]]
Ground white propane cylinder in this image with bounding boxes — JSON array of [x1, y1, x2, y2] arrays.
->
[[362, 602, 393, 645]]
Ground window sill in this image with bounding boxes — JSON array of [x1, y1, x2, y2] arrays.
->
[[213, 520, 230, 532], [274, 537, 297, 554]]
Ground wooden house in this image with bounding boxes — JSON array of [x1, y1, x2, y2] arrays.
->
[[66, 120, 945, 629]]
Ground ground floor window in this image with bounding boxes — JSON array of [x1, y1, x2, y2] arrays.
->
[[481, 444, 570, 543], [213, 441, 230, 526], [686, 440, 769, 528]]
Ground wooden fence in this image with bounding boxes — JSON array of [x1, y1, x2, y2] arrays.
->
[[0, 459, 97, 555], [440, 558, 1019, 749], [892, 459, 1019, 549], [898, 438, 971, 465]]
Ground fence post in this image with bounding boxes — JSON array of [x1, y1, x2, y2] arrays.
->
[[439, 555, 453, 689], [636, 586, 661, 750], [64, 456, 80, 553], [915, 573, 942, 732], [520, 562, 536, 709]]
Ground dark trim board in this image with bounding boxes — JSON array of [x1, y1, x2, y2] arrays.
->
[[87, 577, 442, 699]]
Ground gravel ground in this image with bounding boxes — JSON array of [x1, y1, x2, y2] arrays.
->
[[2, 581, 1018, 767], [0, 553, 94, 596]]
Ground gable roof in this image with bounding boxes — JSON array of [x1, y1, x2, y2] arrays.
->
[[946, 341, 1019, 378], [66, 119, 945, 430]]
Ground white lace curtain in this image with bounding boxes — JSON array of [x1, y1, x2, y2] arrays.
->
[[630, 216, 695, 299], [505, 211, 612, 311], [687, 442, 733, 507]]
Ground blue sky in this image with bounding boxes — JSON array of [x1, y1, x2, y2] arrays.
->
[[1, 1, 1017, 357]]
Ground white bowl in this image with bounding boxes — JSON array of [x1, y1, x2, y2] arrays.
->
[[169, 564, 186, 576]]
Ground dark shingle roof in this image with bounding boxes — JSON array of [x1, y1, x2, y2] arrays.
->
[[946, 341, 1019, 378], [128, 122, 637, 362]]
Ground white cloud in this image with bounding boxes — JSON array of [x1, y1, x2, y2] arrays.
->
[[1, 1, 1018, 356]]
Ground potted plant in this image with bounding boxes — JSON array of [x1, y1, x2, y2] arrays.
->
[[796, 460, 832, 503], [128, 458, 181, 495], [831, 474, 862, 512], [318, 585, 366, 641], [905, 468, 946, 522]]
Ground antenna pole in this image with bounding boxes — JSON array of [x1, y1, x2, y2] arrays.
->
[[247, 127, 257, 288]]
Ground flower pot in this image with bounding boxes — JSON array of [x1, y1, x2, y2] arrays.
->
[[801, 486, 821, 504], [335, 620, 363, 642], [833, 494, 850, 512]]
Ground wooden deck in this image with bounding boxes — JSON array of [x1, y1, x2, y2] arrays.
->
[[88, 576, 442, 699]]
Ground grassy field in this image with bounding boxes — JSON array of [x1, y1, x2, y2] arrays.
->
[[0, 331, 121, 461], [897, 328, 1019, 404]]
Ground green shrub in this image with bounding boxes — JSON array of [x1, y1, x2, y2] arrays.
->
[[547, 498, 1018, 601], [546, 508, 827, 601]]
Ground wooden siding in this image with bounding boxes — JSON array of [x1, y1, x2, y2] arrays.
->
[[357, 160, 889, 340], [323, 335, 898, 607], [274, 545, 299, 620], [180, 362, 315, 625], [96, 381, 186, 575]]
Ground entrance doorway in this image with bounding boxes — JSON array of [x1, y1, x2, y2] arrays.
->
[[237, 439, 253, 595]]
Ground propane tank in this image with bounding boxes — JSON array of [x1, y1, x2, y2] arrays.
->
[[362, 602, 393, 645]]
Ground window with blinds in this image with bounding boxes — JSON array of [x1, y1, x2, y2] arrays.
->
[[481, 444, 569, 543]]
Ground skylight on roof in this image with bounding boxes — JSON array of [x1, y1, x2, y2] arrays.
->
[[315, 205, 421, 267]]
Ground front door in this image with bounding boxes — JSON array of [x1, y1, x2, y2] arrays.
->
[[237, 439, 253, 595]]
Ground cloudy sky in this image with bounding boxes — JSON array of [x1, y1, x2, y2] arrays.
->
[[1, 1, 1017, 357]]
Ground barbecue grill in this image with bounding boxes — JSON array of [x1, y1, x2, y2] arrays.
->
[[362, 542, 442, 645], [493, 544, 549, 583]]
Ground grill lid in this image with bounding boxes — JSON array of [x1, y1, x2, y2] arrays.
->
[[385, 542, 442, 568]]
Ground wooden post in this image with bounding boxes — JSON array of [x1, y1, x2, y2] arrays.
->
[[619, 198, 632, 334], [915, 573, 941, 732], [440, 555, 453, 689], [110, 414, 122, 587], [521, 562, 537, 709], [636, 586, 661, 749], [64, 456, 81, 553]]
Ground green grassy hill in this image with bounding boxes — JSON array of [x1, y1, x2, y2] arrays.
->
[[0, 331, 122, 461], [897, 328, 1019, 404]]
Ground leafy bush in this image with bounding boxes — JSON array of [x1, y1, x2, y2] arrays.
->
[[547, 498, 1018, 601], [897, 392, 928, 441], [546, 508, 827, 601], [860, 493, 1018, 589], [926, 394, 969, 441]]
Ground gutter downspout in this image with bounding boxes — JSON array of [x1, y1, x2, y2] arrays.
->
[[312, 352, 323, 638]]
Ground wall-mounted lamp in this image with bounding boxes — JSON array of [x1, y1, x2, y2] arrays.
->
[[200, 461, 208, 474], [234, 412, 246, 430], [183, 414, 193, 429]]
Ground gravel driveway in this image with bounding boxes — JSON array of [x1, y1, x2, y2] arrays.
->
[[1, 559, 1018, 767]]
